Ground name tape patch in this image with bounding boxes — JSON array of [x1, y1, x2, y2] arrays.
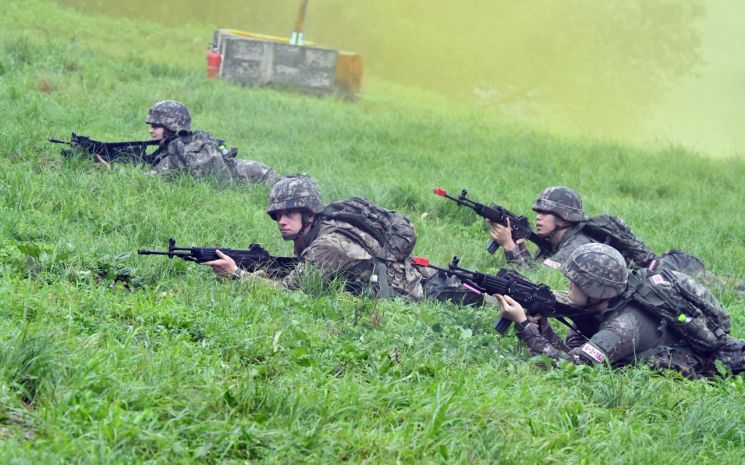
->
[[649, 274, 670, 286], [580, 343, 606, 363], [542, 258, 561, 269]]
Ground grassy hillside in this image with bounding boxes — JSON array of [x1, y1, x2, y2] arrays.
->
[[1, 1, 745, 463]]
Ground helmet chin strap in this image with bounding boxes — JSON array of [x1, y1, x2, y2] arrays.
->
[[579, 297, 610, 315], [546, 218, 572, 242], [301, 211, 314, 229]]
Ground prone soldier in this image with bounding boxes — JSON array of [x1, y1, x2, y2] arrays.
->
[[496, 243, 745, 378], [145, 100, 279, 186], [490, 186, 595, 269], [203, 175, 424, 300]]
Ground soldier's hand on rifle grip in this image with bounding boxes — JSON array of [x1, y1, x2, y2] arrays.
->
[[203, 249, 238, 278], [489, 219, 517, 252], [528, 315, 550, 334], [495, 294, 527, 323], [94, 154, 111, 170]]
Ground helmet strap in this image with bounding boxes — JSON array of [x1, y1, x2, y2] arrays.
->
[[301, 211, 316, 230], [586, 298, 611, 314], [293, 212, 319, 254], [547, 218, 573, 246], [554, 217, 572, 230]]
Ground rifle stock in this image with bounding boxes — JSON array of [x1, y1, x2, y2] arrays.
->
[[138, 239, 297, 277]]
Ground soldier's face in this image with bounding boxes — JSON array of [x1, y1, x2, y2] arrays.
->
[[275, 209, 304, 240], [149, 124, 166, 140], [535, 212, 558, 236], [568, 281, 590, 306]]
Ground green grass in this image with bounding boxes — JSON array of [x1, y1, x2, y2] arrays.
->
[[1, 1, 745, 463]]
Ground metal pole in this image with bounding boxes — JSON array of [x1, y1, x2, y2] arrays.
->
[[290, 0, 309, 45]]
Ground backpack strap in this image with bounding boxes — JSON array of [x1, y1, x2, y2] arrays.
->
[[317, 219, 393, 298], [373, 259, 394, 298]]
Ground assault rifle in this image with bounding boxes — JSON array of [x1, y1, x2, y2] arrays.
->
[[49, 132, 159, 164], [138, 239, 298, 277], [412, 256, 583, 334], [433, 188, 550, 255]]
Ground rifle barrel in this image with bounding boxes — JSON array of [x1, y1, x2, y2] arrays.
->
[[138, 250, 177, 256]]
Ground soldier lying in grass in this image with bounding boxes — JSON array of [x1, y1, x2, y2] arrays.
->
[[145, 100, 279, 186], [496, 243, 745, 379]]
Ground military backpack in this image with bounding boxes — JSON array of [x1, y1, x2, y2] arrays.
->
[[578, 214, 656, 268], [619, 268, 731, 354], [320, 197, 417, 297]]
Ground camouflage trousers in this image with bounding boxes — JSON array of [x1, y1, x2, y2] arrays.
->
[[420, 269, 485, 307], [226, 159, 279, 186], [644, 335, 745, 379]]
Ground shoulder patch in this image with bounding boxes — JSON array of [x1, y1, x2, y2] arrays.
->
[[542, 258, 561, 269], [580, 343, 606, 363], [649, 274, 669, 286]]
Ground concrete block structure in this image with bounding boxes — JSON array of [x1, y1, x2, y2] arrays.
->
[[213, 30, 362, 96]]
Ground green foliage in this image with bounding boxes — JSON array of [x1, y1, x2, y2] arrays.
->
[[0, 1, 744, 463]]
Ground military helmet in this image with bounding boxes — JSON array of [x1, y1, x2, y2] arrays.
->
[[144, 100, 191, 133], [562, 243, 628, 299], [267, 175, 325, 220], [532, 186, 588, 222]]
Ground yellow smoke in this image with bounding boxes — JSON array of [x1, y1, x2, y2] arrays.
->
[[57, 0, 744, 157]]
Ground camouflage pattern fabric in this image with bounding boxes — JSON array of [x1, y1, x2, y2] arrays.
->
[[516, 286, 745, 378], [561, 243, 628, 299], [643, 334, 745, 378], [703, 335, 745, 375], [150, 130, 277, 186], [282, 218, 424, 301], [267, 175, 325, 219], [657, 250, 706, 277], [320, 198, 417, 262], [419, 268, 485, 307], [504, 223, 595, 269], [226, 158, 280, 186], [643, 345, 705, 379], [516, 300, 703, 374], [624, 269, 731, 353], [580, 214, 656, 268], [532, 186, 589, 222], [658, 250, 745, 297], [144, 100, 191, 133], [151, 130, 232, 182]]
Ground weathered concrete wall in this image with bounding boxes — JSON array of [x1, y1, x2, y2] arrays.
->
[[217, 32, 338, 93]]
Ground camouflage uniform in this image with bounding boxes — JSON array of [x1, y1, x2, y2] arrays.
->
[[657, 250, 745, 297], [518, 300, 700, 372], [505, 224, 595, 269], [515, 243, 745, 378], [264, 176, 424, 301], [145, 100, 278, 186], [505, 187, 595, 269], [282, 217, 424, 301], [515, 245, 695, 375]]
